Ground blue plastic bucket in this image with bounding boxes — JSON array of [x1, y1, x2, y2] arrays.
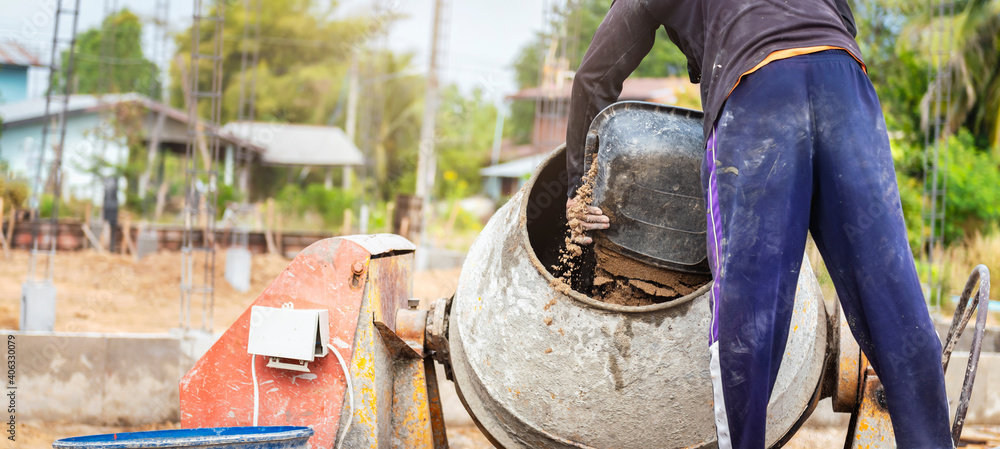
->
[[52, 426, 313, 449]]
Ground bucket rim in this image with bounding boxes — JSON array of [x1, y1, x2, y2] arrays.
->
[[51, 426, 314, 448]]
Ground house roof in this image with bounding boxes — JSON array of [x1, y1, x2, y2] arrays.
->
[[0, 41, 44, 67], [223, 122, 364, 167], [480, 154, 548, 179], [508, 77, 696, 104], [0, 93, 265, 152]]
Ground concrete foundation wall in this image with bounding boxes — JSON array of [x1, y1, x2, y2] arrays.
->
[[4, 332, 189, 426], [935, 319, 1000, 353]]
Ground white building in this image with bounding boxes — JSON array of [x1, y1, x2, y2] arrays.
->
[[0, 93, 262, 205]]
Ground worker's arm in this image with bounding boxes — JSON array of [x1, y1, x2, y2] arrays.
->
[[565, 0, 660, 199], [564, 0, 660, 244]]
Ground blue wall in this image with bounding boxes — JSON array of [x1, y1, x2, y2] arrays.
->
[[0, 113, 129, 204], [0, 64, 29, 104]]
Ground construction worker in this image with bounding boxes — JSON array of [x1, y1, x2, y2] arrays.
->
[[565, 0, 953, 448]]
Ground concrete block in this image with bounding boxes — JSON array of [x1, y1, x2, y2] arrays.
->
[[20, 281, 56, 331], [224, 247, 252, 293], [136, 231, 159, 260]]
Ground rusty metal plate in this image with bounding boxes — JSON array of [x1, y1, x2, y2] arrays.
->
[[179, 238, 373, 449]]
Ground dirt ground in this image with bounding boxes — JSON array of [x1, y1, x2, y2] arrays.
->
[[0, 249, 461, 334]]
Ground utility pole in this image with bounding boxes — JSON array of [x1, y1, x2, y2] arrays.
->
[[416, 0, 444, 200], [415, 0, 449, 262]]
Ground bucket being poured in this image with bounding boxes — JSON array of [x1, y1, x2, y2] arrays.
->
[[51, 426, 313, 449]]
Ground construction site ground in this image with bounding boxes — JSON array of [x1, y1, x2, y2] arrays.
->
[[2, 249, 997, 448]]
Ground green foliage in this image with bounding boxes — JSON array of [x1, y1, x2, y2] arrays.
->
[[506, 99, 537, 145], [940, 130, 1000, 240], [895, 129, 1000, 249], [895, 165, 925, 252], [435, 86, 497, 200], [888, 0, 1000, 146], [275, 184, 358, 229], [365, 51, 425, 201], [60, 9, 161, 98], [216, 184, 243, 220], [0, 162, 29, 213], [37, 193, 88, 220]]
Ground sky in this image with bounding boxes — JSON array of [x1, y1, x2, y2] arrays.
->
[[0, 0, 546, 100]]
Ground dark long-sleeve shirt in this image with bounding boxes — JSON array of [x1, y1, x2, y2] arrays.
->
[[565, 0, 863, 197]]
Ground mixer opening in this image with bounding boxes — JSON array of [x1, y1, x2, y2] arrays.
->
[[523, 147, 711, 309]]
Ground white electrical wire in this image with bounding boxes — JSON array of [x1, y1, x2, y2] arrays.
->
[[251, 354, 260, 426], [247, 335, 352, 442], [328, 343, 355, 449]]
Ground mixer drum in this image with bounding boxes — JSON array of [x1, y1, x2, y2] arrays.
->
[[449, 146, 829, 448]]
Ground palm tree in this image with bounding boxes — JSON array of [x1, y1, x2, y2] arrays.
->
[[904, 0, 1000, 148]]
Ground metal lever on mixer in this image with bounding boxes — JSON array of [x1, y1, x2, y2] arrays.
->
[[940, 264, 991, 445]]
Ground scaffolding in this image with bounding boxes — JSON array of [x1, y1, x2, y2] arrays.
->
[[179, 0, 226, 332], [22, 0, 82, 331], [920, 0, 956, 307]]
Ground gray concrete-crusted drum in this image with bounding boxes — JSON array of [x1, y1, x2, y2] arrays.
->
[[448, 146, 829, 448]]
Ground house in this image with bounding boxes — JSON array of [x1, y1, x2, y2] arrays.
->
[[481, 77, 700, 198], [223, 122, 363, 188], [0, 41, 44, 104], [479, 153, 548, 199], [0, 93, 263, 205]]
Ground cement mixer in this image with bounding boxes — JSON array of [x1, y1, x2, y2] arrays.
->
[[178, 102, 990, 449]]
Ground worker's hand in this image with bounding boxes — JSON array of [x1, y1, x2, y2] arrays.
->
[[566, 198, 609, 245]]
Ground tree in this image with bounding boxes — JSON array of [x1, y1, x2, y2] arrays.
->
[[170, 0, 374, 125], [61, 9, 160, 98]]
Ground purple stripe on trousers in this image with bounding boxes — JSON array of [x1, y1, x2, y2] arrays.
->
[[705, 130, 723, 346]]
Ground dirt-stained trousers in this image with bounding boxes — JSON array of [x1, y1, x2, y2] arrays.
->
[[703, 50, 953, 449]]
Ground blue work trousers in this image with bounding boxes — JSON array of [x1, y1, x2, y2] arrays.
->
[[704, 50, 953, 449]]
